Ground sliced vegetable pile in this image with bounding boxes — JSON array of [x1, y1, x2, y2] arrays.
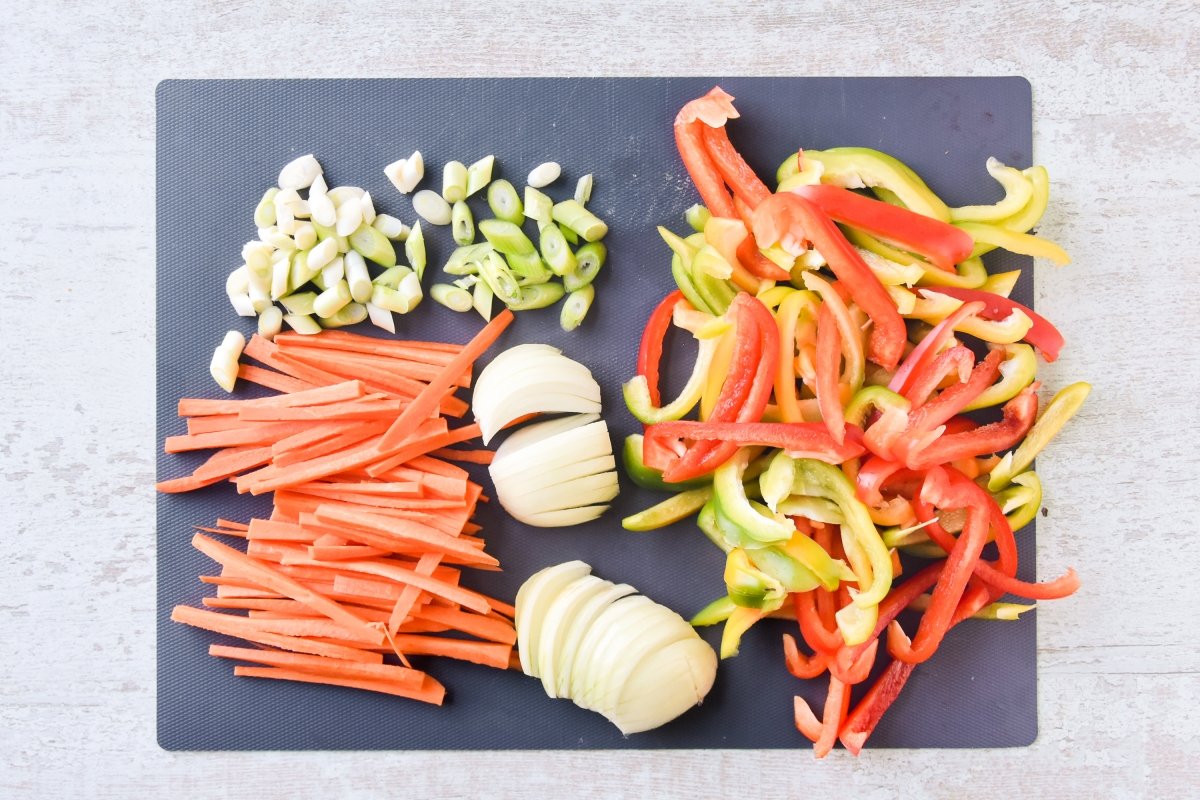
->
[[622, 87, 1088, 755], [161, 315, 518, 701]]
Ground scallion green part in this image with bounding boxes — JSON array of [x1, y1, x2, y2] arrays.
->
[[451, 201, 475, 246], [442, 160, 468, 203], [430, 283, 474, 312], [506, 281, 565, 310], [524, 186, 554, 224], [443, 243, 491, 275], [486, 179, 524, 224], [559, 284, 595, 331], [405, 221, 427, 281], [472, 277, 494, 321], [477, 250, 522, 304], [505, 250, 553, 285], [465, 155, 495, 197], [563, 241, 607, 291], [320, 302, 367, 328], [283, 313, 321, 335], [551, 199, 608, 242], [558, 222, 579, 245], [348, 223, 397, 267], [279, 291, 318, 316], [685, 204, 711, 232], [478, 218, 536, 256], [538, 223, 578, 276], [373, 265, 413, 290]]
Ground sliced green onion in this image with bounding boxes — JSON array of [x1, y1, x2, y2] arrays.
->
[[478, 249, 521, 304], [278, 154, 322, 191], [506, 251, 553, 284], [405, 221, 427, 281], [226, 265, 250, 296], [451, 201, 475, 246], [372, 283, 415, 314], [292, 222, 316, 251], [443, 160, 468, 203], [685, 204, 710, 232], [431, 283, 474, 312], [479, 218, 536, 255], [313, 279, 352, 319], [320, 302, 367, 328], [473, 277, 494, 321], [270, 252, 290, 299], [527, 161, 561, 188], [397, 271, 423, 312], [559, 285, 595, 331], [465, 155, 495, 197], [228, 293, 256, 317], [575, 174, 594, 206], [348, 223, 397, 267], [452, 275, 478, 290], [524, 186, 554, 224], [443, 243, 490, 275], [256, 306, 282, 340], [506, 282, 565, 310], [563, 241, 606, 291], [558, 222, 579, 245], [319, 256, 344, 290], [307, 237, 338, 271], [552, 199, 607, 242], [334, 192, 363, 237], [344, 250, 372, 303], [413, 190, 452, 226], [283, 313, 321, 335], [309, 191, 336, 228], [365, 301, 395, 333], [539, 223, 577, 276], [279, 291, 317, 316], [359, 191, 376, 225], [372, 214, 410, 241], [373, 265, 412, 290], [248, 278, 272, 313], [254, 188, 279, 228], [209, 332, 245, 393], [487, 179, 524, 224]]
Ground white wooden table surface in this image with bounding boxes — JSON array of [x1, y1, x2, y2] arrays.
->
[[4, 1, 1198, 797]]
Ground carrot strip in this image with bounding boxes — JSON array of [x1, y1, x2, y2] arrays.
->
[[155, 473, 227, 493], [322, 560, 487, 612], [225, 615, 383, 643], [233, 665, 446, 705], [209, 644, 424, 687], [192, 445, 275, 481], [291, 487, 431, 510], [379, 311, 513, 450], [272, 422, 395, 468], [236, 363, 315, 393], [275, 343, 472, 386], [413, 605, 516, 645], [164, 421, 310, 454], [431, 447, 494, 465], [389, 553, 440, 636], [275, 330, 463, 358], [384, 635, 513, 669], [246, 518, 317, 542], [243, 335, 353, 387], [407, 454, 472, 480], [312, 505, 497, 565], [187, 414, 241, 434], [178, 381, 367, 417], [308, 545, 391, 561], [170, 606, 382, 663], [191, 533, 385, 645], [236, 398, 404, 422], [297, 481, 422, 497], [367, 423, 483, 477], [216, 518, 250, 531]]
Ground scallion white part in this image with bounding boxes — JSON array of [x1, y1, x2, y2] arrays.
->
[[292, 222, 317, 251], [430, 283, 474, 312], [359, 191, 376, 225], [335, 193, 364, 236], [248, 277, 272, 313], [257, 306, 284, 340], [465, 155, 495, 197], [560, 284, 595, 332], [524, 186, 553, 225], [473, 277, 494, 321], [487, 179, 524, 224], [365, 301, 396, 333], [452, 201, 474, 246], [343, 250, 372, 303], [228, 292, 256, 317], [413, 190, 452, 226], [405, 221, 427, 279], [320, 255, 345, 289], [372, 214, 409, 240], [209, 331, 246, 393], [270, 251, 291, 299], [283, 313, 321, 335], [320, 302, 367, 328], [574, 174, 594, 206], [527, 161, 561, 189], [307, 236, 338, 271], [253, 188, 279, 228], [309, 191, 337, 228], [313, 279, 352, 319], [278, 154, 323, 191], [443, 161, 468, 203], [309, 174, 328, 197], [226, 265, 250, 296], [279, 291, 317, 316], [552, 199, 608, 241]]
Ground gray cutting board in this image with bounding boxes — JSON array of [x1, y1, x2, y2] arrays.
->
[[157, 77, 1038, 750]]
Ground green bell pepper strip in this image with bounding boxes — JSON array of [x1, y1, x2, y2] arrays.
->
[[621, 434, 710, 492], [688, 251, 737, 314], [948, 158, 1035, 223], [777, 147, 952, 222], [845, 227, 989, 289], [959, 221, 1070, 264], [789, 457, 893, 631], [844, 385, 911, 428], [623, 335, 720, 425], [685, 203, 711, 232], [748, 539, 824, 594], [775, 496, 846, 524], [988, 382, 1091, 490], [621, 484, 714, 532], [790, 184, 974, 272], [696, 497, 730, 551], [712, 448, 796, 545], [996, 471, 1042, 533], [724, 548, 786, 610], [661, 226, 715, 314], [962, 344, 1038, 412], [691, 595, 737, 626]]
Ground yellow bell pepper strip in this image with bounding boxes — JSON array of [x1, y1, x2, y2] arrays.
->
[[963, 344, 1038, 411], [948, 158, 1035, 223], [979, 268, 1022, 297], [971, 165, 1052, 258], [958, 220, 1071, 265], [789, 184, 975, 272], [724, 547, 787, 610], [773, 289, 820, 422], [776, 147, 952, 222], [996, 471, 1043, 532], [788, 458, 893, 631], [721, 605, 769, 659], [929, 286, 1066, 362], [623, 335, 719, 425], [749, 536, 825, 594], [754, 192, 907, 370], [660, 227, 716, 314], [691, 595, 737, 626], [988, 381, 1092, 490], [844, 228, 990, 289], [903, 288, 1034, 344], [907, 593, 1036, 620]]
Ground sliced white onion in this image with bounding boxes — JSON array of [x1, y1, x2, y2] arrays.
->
[[550, 580, 636, 699], [473, 344, 602, 444], [610, 637, 717, 734], [571, 595, 655, 709], [496, 472, 619, 521], [493, 454, 615, 500], [519, 505, 610, 527], [514, 560, 592, 676], [489, 420, 612, 481], [534, 574, 608, 698]]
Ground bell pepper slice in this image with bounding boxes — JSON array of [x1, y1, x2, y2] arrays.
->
[[637, 290, 686, 407], [844, 228, 990, 289], [623, 335, 720, 424], [749, 538, 825, 594], [784, 632, 832, 682], [773, 289, 821, 422], [753, 193, 907, 370], [905, 289, 1034, 344], [905, 387, 1039, 471], [724, 547, 787, 610], [674, 119, 737, 219], [776, 147, 952, 222], [995, 470, 1043, 532], [621, 483, 714, 532], [621, 434, 710, 492], [720, 604, 769, 659], [838, 659, 917, 755], [948, 158, 1035, 223], [815, 303, 847, 445], [889, 299, 986, 395], [905, 349, 1003, 434], [700, 123, 771, 209], [801, 272, 866, 390], [735, 230, 791, 280], [926, 286, 1065, 362], [996, 165, 1050, 233], [691, 595, 737, 626], [963, 344, 1038, 411], [988, 381, 1091, 490], [958, 220, 1071, 265], [790, 184, 974, 272], [646, 421, 866, 464]]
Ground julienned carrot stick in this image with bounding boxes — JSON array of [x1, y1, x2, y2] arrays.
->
[[296, 481, 422, 497], [155, 474, 228, 493], [290, 487, 426, 510], [244, 335, 352, 388], [378, 310, 513, 450], [178, 381, 367, 417], [431, 447, 495, 465], [192, 445, 275, 481], [388, 553, 441, 636], [367, 423, 483, 477], [407, 454, 471, 480], [224, 615, 382, 643], [191, 533, 385, 645], [413, 605, 517, 645], [319, 559, 490, 613], [233, 665, 447, 705], [236, 398, 404, 422], [165, 421, 311, 454], [278, 346, 472, 389], [216, 518, 250, 531], [385, 635, 513, 669], [275, 330, 464, 358], [237, 363, 315, 393], [272, 422, 395, 468], [170, 606, 383, 663], [187, 413, 241, 434], [308, 545, 391, 561], [209, 644, 425, 687], [246, 518, 315, 542], [311, 504, 497, 565]]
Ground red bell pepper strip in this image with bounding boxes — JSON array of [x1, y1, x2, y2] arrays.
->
[[700, 123, 772, 209], [637, 290, 686, 407], [783, 632, 831, 680], [854, 456, 907, 506], [813, 675, 852, 758], [901, 345, 975, 407], [794, 588, 843, 655], [815, 304, 847, 445], [752, 193, 907, 370], [905, 387, 1038, 471], [913, 466, 1018, 577], [674, 121, 737, 219], [736, 232, 791, 280], [646, 421, 866, 464], [888, 300, 986, 396], [789, 184, 974, 272], [838, 660, 917, 755], [793, 693, 823, 742], [925, 286, 1065, 362], [905, 348, 1003, 435], [886, 467, 992, 664], [660, 294, 781, 482]]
